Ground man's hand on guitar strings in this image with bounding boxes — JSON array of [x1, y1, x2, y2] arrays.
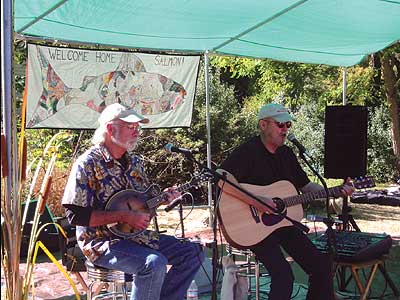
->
[[258, 196, 278, 214], [335, 177, 355, 198], [343, 177, 355, 196]]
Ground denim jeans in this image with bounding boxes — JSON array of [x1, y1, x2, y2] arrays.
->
[[93, 234, 205, 300]]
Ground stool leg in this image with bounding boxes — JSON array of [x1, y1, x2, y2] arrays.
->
[[112, 282, 117, 300], [255, 260, 260, 300], [360, 264, 379, 300], [87, 281, 96, 300], [350, 268, 365, 299], [122, 282, 128, 300]]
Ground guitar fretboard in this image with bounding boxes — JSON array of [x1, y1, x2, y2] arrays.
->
[[283, 186, 342, 207]]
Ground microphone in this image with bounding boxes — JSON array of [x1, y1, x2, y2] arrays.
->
[[164, 143, 197, 156], [164, 197, 183, 212], [287, 133, 312, 159]]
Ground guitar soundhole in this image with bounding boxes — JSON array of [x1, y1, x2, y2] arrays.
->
[[273, 197, 286, 213], [261, 198, 287, 226]]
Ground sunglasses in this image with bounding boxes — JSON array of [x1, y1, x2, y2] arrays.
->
[[264, 120, 292, 129]]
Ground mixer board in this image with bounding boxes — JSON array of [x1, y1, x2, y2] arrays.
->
[[312, 230, 392, 262]]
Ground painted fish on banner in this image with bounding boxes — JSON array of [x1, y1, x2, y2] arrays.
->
[[26, 44, 200, 129]]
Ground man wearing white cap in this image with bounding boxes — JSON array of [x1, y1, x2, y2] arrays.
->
[[62, 103, 205, 300], [219, 103, 354, 300]]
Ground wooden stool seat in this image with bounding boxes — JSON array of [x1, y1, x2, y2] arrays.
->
[[335, 258, 384, 300]]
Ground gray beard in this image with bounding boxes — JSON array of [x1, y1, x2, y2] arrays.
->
[[111, 135, 139, 152]]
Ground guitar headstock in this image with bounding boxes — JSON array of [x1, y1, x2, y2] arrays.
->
[[353, 175, 375, 189]]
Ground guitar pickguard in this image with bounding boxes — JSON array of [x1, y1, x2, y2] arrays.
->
[[261, 210, 287, 226]]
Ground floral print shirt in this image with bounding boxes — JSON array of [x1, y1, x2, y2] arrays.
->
[[62, 144, 160, 262]]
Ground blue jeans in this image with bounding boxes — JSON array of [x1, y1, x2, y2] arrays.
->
[[93, 234, 205, 300]]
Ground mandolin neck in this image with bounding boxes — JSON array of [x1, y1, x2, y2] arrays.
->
[[147, 182, 194, 209]]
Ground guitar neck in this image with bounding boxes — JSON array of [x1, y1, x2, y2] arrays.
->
[[284, 186, 342, 207], [147, 182, 193, 209]]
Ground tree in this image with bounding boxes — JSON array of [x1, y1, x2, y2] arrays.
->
[[380, 43, 400, 175]]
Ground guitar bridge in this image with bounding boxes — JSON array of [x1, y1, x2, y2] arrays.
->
[[249, 205, 260, 223]]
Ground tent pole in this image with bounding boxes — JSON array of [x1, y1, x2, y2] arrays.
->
[[204, 51, 213, 221], [342, 67, 347, 105], [2, 0, 14, 199], [16, 0, 68, 33], [204, 50, 219, 300], [2, 0, 22, 299]]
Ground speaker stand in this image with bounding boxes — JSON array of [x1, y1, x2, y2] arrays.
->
[[337, 196, 360, 232]]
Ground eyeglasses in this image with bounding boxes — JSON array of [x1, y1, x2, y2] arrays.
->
[[112, 123, 141, 131], [263, 120, 292, 129]]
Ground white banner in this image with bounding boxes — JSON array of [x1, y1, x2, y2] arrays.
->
[[26, 44, 200, 129]]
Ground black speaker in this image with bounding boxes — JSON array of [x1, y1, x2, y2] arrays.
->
[[56, 217, 86, 272], [324, 106, 368, 179], [20, 200, 59, 257]]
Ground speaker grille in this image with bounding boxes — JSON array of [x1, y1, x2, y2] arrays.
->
[[324, 106, 367, 179]]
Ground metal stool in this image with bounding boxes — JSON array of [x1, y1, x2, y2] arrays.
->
[[85, 261, 134, 300], [226, 245, 270, 300]]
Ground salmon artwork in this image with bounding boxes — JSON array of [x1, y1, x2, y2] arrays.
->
[[27, 47, 188, 127]]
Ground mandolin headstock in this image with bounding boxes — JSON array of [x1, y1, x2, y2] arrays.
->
[[189, 169, 213, 188]]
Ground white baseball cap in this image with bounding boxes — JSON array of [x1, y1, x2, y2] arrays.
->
[[98, 103, 149, 125]]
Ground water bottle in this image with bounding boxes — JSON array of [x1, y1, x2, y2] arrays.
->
[[187, 279, 198, 300]]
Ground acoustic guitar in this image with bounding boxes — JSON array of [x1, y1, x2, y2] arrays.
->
[[105, 171, 210, 238], [217, 170, 374, 249]]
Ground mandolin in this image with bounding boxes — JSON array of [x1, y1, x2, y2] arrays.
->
[[105, 171, 210, 238]]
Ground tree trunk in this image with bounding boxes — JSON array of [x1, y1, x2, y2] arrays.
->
[[381, 54, 400, 175]]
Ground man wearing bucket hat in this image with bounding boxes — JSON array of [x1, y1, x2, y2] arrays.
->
[[219, 103, 354, 300], [62, 103, 205, 300]]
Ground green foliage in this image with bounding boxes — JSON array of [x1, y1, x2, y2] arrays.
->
[[24, 129, 93, 169], [212, 56, 342, 108], [368, 105, 399, 182], [15, 52, 398, 190], [289, 103, 326, 176], [344, 66, 375, 106]]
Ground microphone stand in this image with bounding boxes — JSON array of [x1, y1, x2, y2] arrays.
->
[[298, 151, 337, 298], [179, 151, 310, 300], [178, 201, 186, 240]]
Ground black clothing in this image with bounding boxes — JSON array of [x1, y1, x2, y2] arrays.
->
[[220, 136, 309, 188], [220, 136, 334, 300]]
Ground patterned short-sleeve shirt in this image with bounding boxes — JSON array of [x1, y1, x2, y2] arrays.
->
[[62, 144, 160, 262]]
